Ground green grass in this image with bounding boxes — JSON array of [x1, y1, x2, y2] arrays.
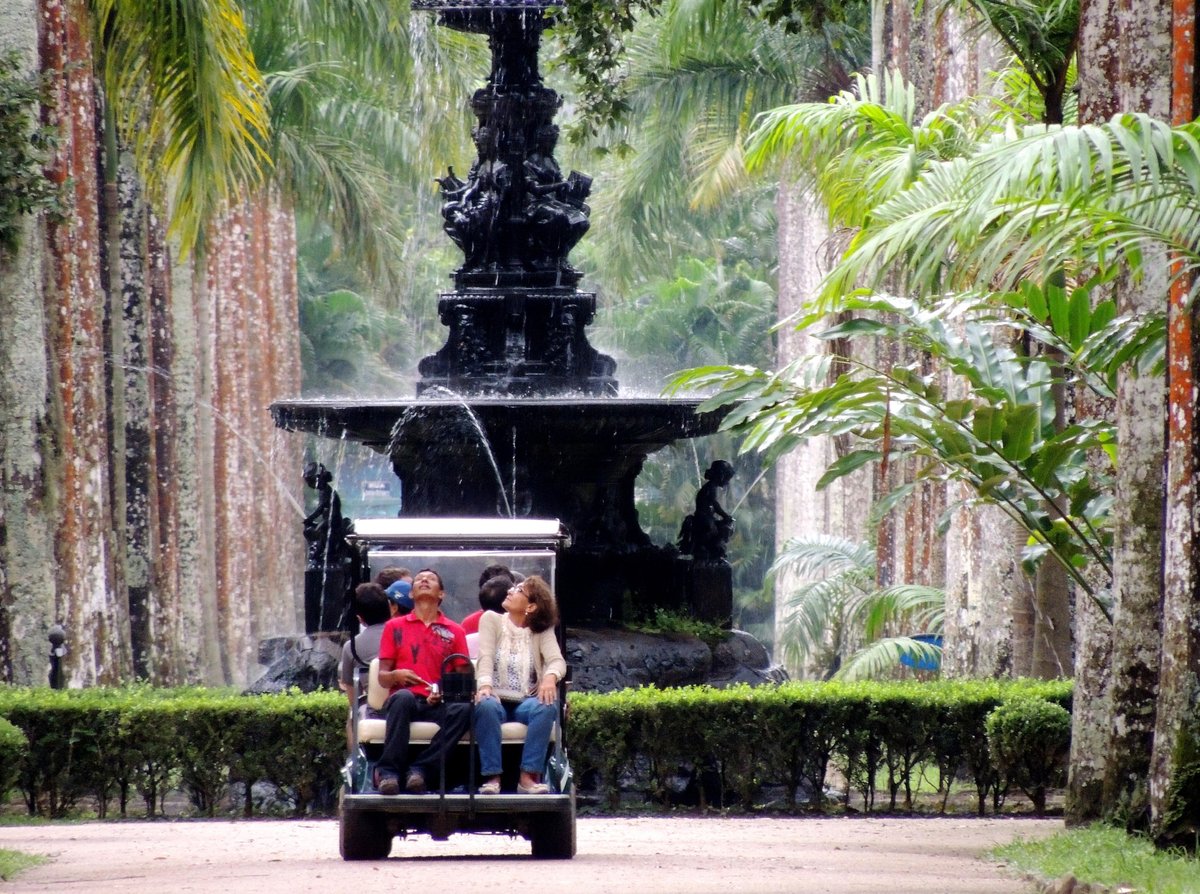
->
[[992, 824, 1200, 894], [0, 848, 45, 881]]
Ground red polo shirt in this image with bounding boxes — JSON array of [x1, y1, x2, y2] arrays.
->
[[378, 611, 468, 698]]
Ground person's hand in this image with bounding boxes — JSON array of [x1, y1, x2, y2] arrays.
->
[[475, 684, 494, 704], [536, 674, 558, 705], [387, 668, 427, 689]]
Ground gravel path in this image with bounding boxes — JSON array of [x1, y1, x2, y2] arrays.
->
[[0, 814, 1059, 893]]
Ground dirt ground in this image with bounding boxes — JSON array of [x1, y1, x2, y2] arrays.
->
[[0, 814, 1061, 893]]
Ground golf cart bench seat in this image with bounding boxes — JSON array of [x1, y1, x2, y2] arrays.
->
[[356, 658, 541, 746]]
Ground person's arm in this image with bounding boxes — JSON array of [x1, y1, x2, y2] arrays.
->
[[377, 659, 427, 690], [474, 613, 498, 702], [535, 630, 567, 704]]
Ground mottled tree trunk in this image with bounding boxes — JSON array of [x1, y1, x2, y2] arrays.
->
[[0, 0, 55, 685], [1099, 0, 1172, 830], [1, 0, 306, 689], [41, 0, 131, 684], [204, 193, 304, 687], [1148, 0, 1200, 847], [773, 176, 877, 676], [1064, 0, 1125, 826], [942, 501, 1032, 678], [1032, 369, 1074, 679]]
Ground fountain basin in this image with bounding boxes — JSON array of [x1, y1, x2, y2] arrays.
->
[[271, 396, 728, 521], [271, 396, 732, 622]]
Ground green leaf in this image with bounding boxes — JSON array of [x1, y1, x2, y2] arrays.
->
[[1000, 403, 1039, 461], [1088, 298, 1116, 334], [816, 449, 881, 489], [1068, 286, 1091, 349], [1024, 281, 1049, 321], [972, 404, 1004, 443], [1045, 282, 1070, 340]]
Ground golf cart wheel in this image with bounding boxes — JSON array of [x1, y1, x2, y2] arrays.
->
[[530, 808, 576, 859], [339, 794, 391, 860]]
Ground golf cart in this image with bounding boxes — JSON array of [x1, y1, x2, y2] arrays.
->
[[339, 517, 576, 860]]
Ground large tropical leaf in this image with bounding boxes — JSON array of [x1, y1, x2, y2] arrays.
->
[[94, 0, 272, 255]]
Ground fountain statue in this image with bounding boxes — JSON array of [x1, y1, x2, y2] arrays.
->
[[301, 462, 354, 633], [271, 0, 735, 627]]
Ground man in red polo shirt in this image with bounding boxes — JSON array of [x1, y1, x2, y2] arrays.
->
[[374, 568, 471, 794]]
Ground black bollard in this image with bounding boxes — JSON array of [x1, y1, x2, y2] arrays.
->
[[48, 624, 66, 689]]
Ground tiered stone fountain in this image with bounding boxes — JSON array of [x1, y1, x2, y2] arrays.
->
[[271, 0, 733, 627]]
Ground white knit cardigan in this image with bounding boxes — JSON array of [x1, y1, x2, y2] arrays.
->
[[475, 610, 567, 698]]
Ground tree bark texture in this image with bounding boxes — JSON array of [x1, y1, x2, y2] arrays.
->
[[0, 2, 305, 686], [0, 0, 56, 685], [1149, 0, 1200, 847], [41, 0, 131, 684], [1064, 0, 1125, 825], [204, 193, 304, 687], [1099, 0, 1172, 830], [773, 177, 878, 677]]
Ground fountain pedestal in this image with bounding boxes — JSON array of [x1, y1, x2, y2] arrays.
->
[[416, 0, 616, 397]]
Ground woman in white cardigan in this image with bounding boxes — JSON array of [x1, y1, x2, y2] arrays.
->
[[473, 575, 567, 794]]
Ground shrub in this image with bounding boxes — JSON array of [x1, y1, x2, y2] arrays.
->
[[985, 697, 1071, 814], [0, 716, 28, 803]]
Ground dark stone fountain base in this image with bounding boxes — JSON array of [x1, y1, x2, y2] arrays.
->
[[271, 396, 734, 624], [247, 628, 786, 695]]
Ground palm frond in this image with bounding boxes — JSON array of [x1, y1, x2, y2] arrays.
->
[[836, 636, 942, 681], [95, 0, 272, 255], [772, 534, 874, 578]]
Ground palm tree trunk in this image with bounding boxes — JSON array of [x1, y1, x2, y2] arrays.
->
[[1032, 365, 1074, 678], [0, 0, 56, 685], [773, 175, 870, 675], [1148, 0, 1200, 847], [1098, 0, 1172, 830], [204, 191, 304, 687], [41, 0, 131, 684], [1063, 0, 1126, 825]]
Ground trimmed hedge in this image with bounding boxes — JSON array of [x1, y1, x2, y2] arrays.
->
[[568, 678, 1072, 814], [0, 686, 343, 818], [0, 678, 1072, 818], [985, 697, 1072, 814]]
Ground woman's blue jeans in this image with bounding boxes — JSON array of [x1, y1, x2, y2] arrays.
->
[[474, 695, 558, 776]]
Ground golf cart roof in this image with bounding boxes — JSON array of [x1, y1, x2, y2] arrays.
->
[[349, 517, 570, 550]]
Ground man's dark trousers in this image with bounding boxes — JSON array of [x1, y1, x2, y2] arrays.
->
[[376, 689, 472, 785]]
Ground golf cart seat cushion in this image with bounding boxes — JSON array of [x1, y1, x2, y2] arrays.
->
[[358, 658, 534, 745]]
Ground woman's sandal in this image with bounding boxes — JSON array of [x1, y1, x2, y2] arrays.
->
[[478, 779, 502, 795], [516, 780, 550, 794]]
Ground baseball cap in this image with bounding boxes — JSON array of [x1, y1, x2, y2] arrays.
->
[[386, 579, 413, 613]]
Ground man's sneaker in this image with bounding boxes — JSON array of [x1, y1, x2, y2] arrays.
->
[[405, 770, 426, 794], [375, 771, 400, 795]]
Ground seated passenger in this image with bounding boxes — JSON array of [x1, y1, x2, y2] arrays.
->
[[473, 575, 566, 795], [460, 573, 514, 635], [373, 568, 471, 795], [385, 579, 414, 618], [338, 583, 391, 750]]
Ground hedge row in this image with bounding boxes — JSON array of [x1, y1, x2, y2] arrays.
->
[[567, 678, 1073, 814], [0, 679, 1072, 818], [0, 686, 344, 818]]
